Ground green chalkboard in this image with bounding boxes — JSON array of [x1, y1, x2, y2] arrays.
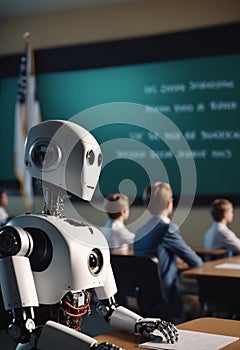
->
[[1, 54, 240, 201]]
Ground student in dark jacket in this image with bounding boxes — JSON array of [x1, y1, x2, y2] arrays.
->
[[134, 182, 203, 320]]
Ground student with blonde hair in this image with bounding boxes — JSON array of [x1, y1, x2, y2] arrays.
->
[[101, 193, 135, 255], [204, 198, 240, 255], [134, 182, 202, 320], [142, 181, 173, 219]]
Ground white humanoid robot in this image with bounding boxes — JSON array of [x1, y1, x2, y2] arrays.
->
[[0, 120, 178, 349]]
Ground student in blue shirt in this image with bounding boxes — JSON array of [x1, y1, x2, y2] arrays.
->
[[134, 182, 203, 320], [204, 198, 240, 256]]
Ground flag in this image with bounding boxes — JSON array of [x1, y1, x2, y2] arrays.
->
[[14, 34, 42, 210]]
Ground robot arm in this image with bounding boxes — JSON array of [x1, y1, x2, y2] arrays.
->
[[0, 226, 39, 344], [96, 298, 179, 344], [33, 321, 123, 350], [94, 254, 178, 344]]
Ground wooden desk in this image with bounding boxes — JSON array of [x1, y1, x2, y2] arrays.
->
[[183, 255, 240, 314], [177, 248, 228, 272], [183, 255, 240, 278], [95, 317, 240, 349], [192, 247, 228, 261]]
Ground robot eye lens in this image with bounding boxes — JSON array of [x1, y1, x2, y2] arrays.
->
[[86, 150, 95, 165], [31, 142, 48, 168], [98, 153, 103, 167], [30, 140, 62, 171], [88, 248, 103, 275]]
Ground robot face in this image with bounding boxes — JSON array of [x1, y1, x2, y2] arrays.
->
[[24, 120, 103, 201]]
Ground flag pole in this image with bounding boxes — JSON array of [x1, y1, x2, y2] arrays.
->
[[14, 32, 42, 211]]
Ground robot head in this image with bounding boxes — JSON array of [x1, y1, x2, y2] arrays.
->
[[24, 120, 103, 201]]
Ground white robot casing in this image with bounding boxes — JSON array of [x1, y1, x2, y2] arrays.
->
[[4, 213, 117, 305], [24, 119, 102, 201]]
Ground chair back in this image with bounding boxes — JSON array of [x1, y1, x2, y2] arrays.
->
[[110, 254, 164, 318]]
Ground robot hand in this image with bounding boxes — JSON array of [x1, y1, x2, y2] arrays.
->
[[135, 318, 179, 343], [91, 342, 124, 350]]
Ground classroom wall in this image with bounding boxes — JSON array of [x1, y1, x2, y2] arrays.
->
[[1, 0, 240, 55], [2, 0, 240, 246]]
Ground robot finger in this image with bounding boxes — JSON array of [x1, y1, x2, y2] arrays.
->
[[159, 320, 179, 343], [151, 321, 177, 344]]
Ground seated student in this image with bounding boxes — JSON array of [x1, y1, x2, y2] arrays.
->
[[101, 193, 135, 255], [0, 188, 10, 226], [133, 182, 203, 320], [204, 198, 240, 256]]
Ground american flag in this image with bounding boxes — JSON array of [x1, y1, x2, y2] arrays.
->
[[14, 35, 42, 210]]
